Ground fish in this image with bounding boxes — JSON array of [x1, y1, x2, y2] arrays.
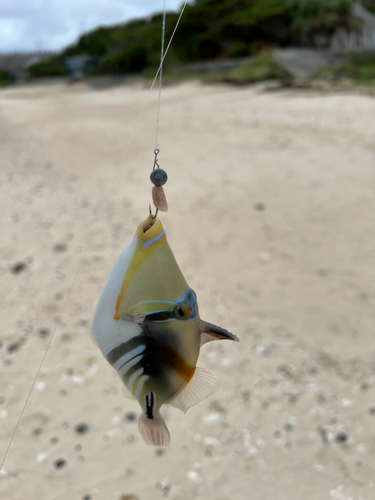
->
[[91, 214, 238, 446]]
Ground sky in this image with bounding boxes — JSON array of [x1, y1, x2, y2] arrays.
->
[[0, 0, 185, 53]]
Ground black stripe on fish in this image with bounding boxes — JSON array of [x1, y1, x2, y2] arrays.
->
[[146, 310, 177, 322], [120, 341, 179, 402], [145, 391, 155, 419]]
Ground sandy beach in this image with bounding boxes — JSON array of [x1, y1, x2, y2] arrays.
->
[[0, 79, 374, 500]]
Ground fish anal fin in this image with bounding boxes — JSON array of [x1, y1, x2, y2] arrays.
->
[[138, 412, 170, 446], [200, 320, 239, 346], [168, 367, 217, 413]]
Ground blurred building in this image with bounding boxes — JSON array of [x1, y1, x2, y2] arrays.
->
[[331, 1, 375, 51], [65, 54, 97, 79], [0, 52, 56, 81]]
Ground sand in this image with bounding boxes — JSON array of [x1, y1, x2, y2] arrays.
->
[[0, 79, 374, 500]]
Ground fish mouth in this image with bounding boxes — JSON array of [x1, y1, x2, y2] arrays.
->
[[137, 215, 165, 242], [142, 217, 156, 233]]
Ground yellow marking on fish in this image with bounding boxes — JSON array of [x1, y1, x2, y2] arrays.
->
[[114, 218, 166, 320], [162, 346, 195, 384]]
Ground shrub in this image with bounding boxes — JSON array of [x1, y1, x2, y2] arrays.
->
[[28, 58, 67, 78], [0, 68, 14, 86], [97, 45, 149, 74]]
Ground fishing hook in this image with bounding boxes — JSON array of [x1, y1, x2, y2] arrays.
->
[[149, 203, 159, 219]]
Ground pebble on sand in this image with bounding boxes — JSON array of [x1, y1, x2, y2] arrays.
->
[[36, 452, 48, 464], [155, 476, 171, 496], [124, 411, 137, 422], [55, 267, 66, 280], [53, 243, 68, 253], [187, 470, 201, 485], [314, 464, 325, 473], [203, 412, 221, 424], [38, 328, 51, 338], [54, 458, 67, 469], [7, 341, 23, 354], [35, 381, 46, 392], [75, 423, 89, 434], [11, 262, 27, 274], [335, 431, 348, 443], [254, 202, 266, 211]]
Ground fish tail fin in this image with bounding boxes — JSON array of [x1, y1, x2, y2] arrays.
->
[[138, 412, 170, 447]]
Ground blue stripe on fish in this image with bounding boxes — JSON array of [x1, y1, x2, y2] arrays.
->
[[142, 229, 166, 249], [187, 293, 196, 308], [125, 288, 192, 314], [141, 289, 198, 323], [127, 367, 144, 393], [113, 345, 146, 371], [118, 354, 144, 377], [134, 374, 149, 400]]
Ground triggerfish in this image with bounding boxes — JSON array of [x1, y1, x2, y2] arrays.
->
[[91, 215, 238, 446]]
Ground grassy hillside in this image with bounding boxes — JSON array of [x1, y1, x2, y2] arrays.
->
[[28, 0, 361, 78]]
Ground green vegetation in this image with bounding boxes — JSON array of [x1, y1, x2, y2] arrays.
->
[[339, 52, 375, 86], [210, 50, 289, 84], [62, 13, 181, 72], [95, 45, 149, 74], [315, 52, 375, 88], [28, 57, 67, 78], [227, 50, 286, 80], [156, 50, 289, 87], [362, 0, 375, 14], [0, 68, 14, 86], [25, 0, 374, 87], [169, 0, 293, 61]]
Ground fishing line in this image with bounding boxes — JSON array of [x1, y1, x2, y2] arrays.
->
[[155, 0, 166, 150], [151, 0, 169, 213], [0, 236, 98, 472], [0, 0, 188, 472]]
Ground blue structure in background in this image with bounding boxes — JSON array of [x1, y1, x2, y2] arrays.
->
[[65, 55, 97, 78]]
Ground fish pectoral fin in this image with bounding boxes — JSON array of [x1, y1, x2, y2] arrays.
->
[[168, 367, 217, 413], [122, 384, 136, 400], [121, 313, 146, 325], [199, 320, 239, 345]]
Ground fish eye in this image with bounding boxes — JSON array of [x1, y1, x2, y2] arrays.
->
[[176, 307, 184, 317], [174, 303, 190, 319]]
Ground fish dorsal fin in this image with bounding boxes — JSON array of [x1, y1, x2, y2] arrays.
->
[[200, 320, 239, 346], [122, 385, 135, 400], [168, 367, 217, 413]]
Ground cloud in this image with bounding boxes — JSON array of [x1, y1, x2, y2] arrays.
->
[[0, 0, 185, 53]]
